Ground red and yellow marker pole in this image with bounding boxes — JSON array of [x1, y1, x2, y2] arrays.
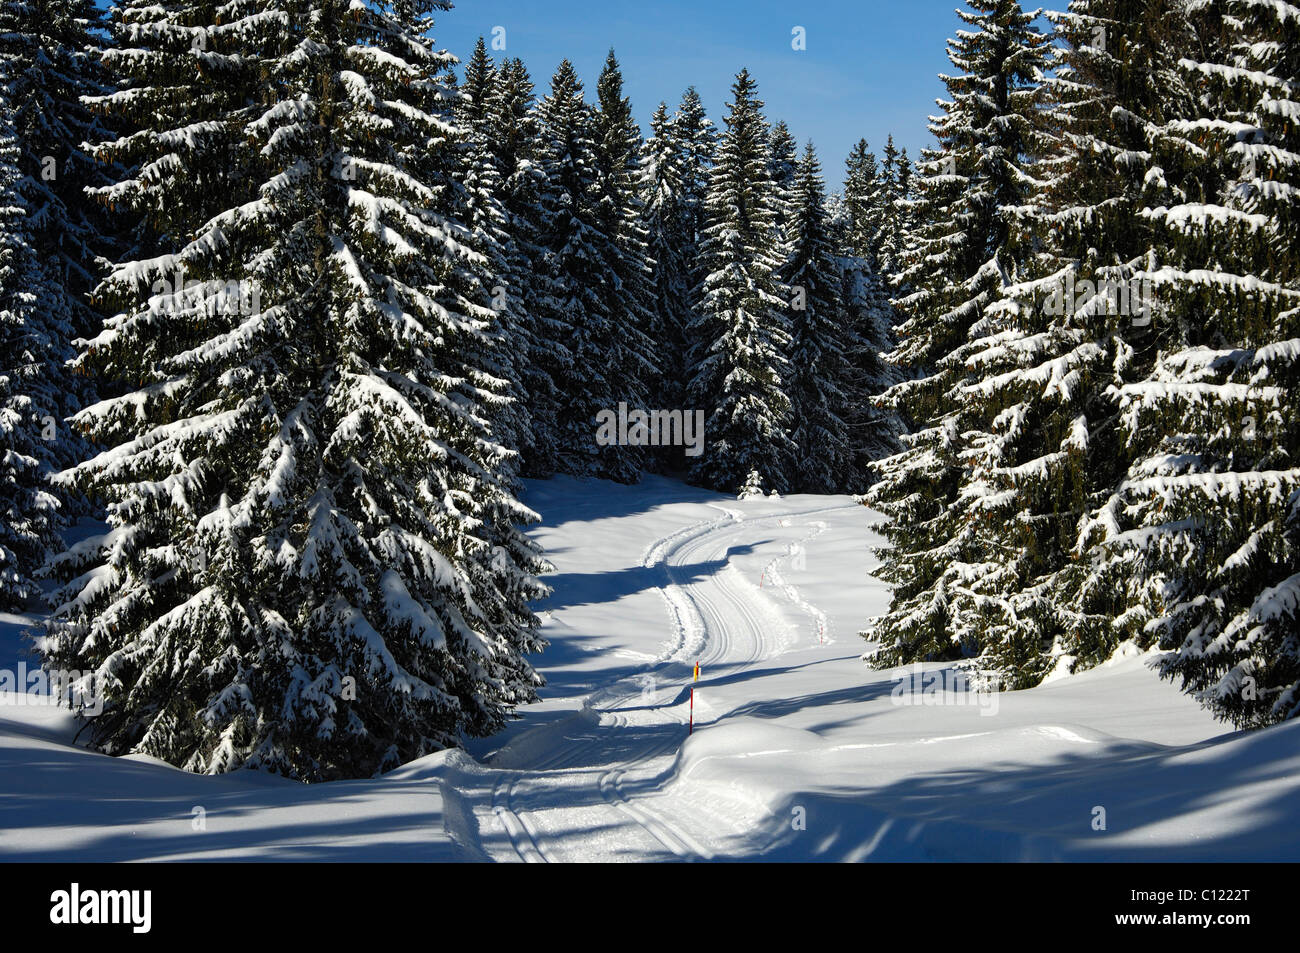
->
[[689, 662, 700, 734]]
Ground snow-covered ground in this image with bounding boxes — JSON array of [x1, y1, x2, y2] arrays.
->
[[2, 474, 1296, 861]]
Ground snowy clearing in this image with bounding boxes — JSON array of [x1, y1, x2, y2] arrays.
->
[[2, 474, 1296, 861]]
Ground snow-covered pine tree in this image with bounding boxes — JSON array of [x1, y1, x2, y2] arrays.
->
[[767, 119, 799, 248], [675, 87, 717, 246], [642, 100, 691, 413], [737, 467, 764, 499], [956, 0, 1205, 685], [0, 96, 60, 609], [864, 0, 1053, 672], [892, 146, 914, 272], [1076, 0, 1300, 726], [453, 39, 534, 475], [641, 88, 717, 420], [42, 0, 548, 780], [0, 0, 119, 342], [676, 87, 717, 288], [591, 50, 659, 440], [672, 86, 716, 408], [446, 60, 551, 625], [0, 0, 121, 506], [687, 68, 795, 494], [863, 214, 981, 661], [838, 254, 905, 474], [483, 57, 566, 477], [459, 36, 496, 128], [868, 135, 919, 283], [880, 134, 901, 183], [836, 138, 905, 473], [843, 138, 882, 264], [785, 141, 852, 491], [533, 58, 650, 482]]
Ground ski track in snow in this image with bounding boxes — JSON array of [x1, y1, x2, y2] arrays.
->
[[478, 501, 859, 862]]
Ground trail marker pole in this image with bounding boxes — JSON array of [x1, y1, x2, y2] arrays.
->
[[689, 661, 700, 735]]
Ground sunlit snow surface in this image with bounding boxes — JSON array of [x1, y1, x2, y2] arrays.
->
[[2, 474, 1296, 861]]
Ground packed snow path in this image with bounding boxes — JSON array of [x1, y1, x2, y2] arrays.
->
[[466, 499, 858, 862], [2, 474, 1297, 861]]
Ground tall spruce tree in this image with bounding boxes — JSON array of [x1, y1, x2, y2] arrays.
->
[[0, 0, 122, 531], [674, 87, 716, 404], [42, 0, 548, 780], [768, 119, 799, 247], [459, 36, 496, 127], [641, 88, 716, 418], [453, 39, 534, 475], [0, 95, 60, 609], [533, 59, 651, 482], [0, 0, 119, 341], [483, 57, 566, 477], [642, 101, 691, 412], [687, 68, 795, 493], [592, 50, 659, 431], [874, 135, 908, 279], [864, 0, 1053, 672], [892, 146, 914, 274], [843, 138, 881, 263], [959, 0, 1203, 684], [675, 87, 717, 249], [837, 249, 905, 473], [838, 138, 905, 472], [786, 142, 852, 491], [1076, 0, 1300, 726]]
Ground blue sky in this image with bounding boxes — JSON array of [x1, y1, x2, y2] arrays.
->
[[432, 0, 971, 191]]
